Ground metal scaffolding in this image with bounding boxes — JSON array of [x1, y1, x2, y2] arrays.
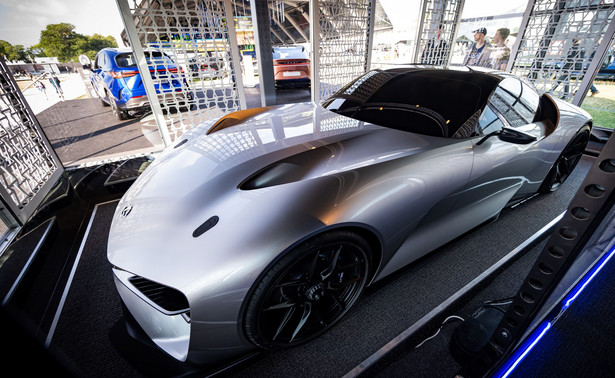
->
[[310, 0, 377, 103], [116, 0, 246, 147], [0, 57, 63, 226], [508, 0, 615, 105], [414, 0, 466, 66]]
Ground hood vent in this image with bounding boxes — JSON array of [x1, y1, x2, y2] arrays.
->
[[192, 216, 219, 238]]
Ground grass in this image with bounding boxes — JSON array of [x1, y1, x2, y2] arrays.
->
[[581, 80, 615, 129]]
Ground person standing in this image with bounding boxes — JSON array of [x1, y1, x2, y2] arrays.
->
[[421, 24, 449, 65], [49, 74, 64, 99], [551, 38, 582, 98], [34, 80, 48, 100], [489, 28, 511, 71], [463, 27, 492, 67]]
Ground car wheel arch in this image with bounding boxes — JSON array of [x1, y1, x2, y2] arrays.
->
[[236, 223, 384, 337], [538, 122, 591, 194]]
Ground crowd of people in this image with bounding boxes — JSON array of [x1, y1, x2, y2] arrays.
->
[[31, 73, 64, 101], [421, 25, 512, 71], [420, 25, 604, 99]]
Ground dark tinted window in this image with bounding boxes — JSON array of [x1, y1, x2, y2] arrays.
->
[[145, 51, 175, 65], [114, 51, 175, 68], [115, 53, 137, 68], [489, 77, 540, 127], [323, 69, 501, 138]]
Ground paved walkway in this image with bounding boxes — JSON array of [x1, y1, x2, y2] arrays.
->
[[22, 72, 89, 115], [37, 98, 159, 167]]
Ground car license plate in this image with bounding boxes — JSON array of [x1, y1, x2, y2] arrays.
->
[[283, 71, 301, 77]]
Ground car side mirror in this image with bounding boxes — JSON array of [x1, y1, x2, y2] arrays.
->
[[477, 127, 537, 145]]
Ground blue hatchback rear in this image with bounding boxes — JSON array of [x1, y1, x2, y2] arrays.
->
[[90, 48, 189, 120]]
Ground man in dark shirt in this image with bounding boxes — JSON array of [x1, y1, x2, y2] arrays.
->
[[463, 27, 492, 67], [421, 24, 448, 65]]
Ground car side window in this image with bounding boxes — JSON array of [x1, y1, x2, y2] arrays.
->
[[478, 105, 505, 135], [93, 53, 100, 69], [489, 77, 540, 127], [101, 53, 108, 69]]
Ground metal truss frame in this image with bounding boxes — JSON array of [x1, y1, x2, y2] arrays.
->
[[116, 0, 246, 148], [310, 0, 377, 103], [0, 57, 64, 226], [414, 0, 466, 66], [507, 0, 615, 105]]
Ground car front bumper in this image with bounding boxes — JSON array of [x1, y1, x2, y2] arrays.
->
[[113, 268, 191, 361]]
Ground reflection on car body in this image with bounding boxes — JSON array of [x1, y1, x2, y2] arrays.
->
[[107, 66, 592, 366]]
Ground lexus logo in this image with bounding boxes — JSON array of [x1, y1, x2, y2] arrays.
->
[[121, 205, 133, 217]]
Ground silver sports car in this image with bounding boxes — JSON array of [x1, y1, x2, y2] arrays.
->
[[107, 66, 592, 365]]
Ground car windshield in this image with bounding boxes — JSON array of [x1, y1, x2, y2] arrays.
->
[[115, 51, 175, 68], [322, 68, 501, 138], [115, 53, 137, 68], [273, 46, 308, 59]]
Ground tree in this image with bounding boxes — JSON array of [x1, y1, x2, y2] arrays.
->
[[38, 23, 83, 62], [11, 45, 32, 62], [0, 40, 33, 63], [0, 40, 12, 61], [75, 33, 118, 61], [37, 23, 118, 62]]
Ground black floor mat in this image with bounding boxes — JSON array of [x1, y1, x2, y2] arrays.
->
[[47, 200, 135, 377]]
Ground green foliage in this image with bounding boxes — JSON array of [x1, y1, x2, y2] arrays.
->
[[0, 40, 33, 62], [39, 23, 81, 62], [37, 23, 118, 62], [74, 33, 118, 61], [582, 90, 615, 130], [1, 23, 118, 63]]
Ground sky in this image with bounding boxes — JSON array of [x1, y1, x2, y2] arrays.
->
[[0, 0, 125, 47], [0, 0, 529, 48]]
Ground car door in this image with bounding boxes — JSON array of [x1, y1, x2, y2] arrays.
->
[[455, 76, 546, 218], [91, 52, 106, 99]]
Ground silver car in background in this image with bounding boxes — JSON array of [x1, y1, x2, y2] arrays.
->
[[107, 66, 592, 365]]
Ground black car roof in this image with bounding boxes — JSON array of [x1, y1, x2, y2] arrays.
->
[[325, 67, 504, 137]]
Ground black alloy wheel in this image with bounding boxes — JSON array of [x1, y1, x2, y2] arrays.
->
[[539, 126, 590, 193], [244, 231, 370, 349]]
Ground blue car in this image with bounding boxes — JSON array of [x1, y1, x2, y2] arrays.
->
[[596, 55, 615, 80], [90, 48, 190, 120]]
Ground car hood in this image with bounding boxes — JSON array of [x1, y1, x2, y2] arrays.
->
[[122, 102, 452, 203], [108, 102, 451, 277]]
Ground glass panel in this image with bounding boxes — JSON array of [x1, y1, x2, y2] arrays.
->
[[489, 77, 540, 127], [479, 105, 505, 134], [509, 0, 615, 103], [580, 39, 615, 130], [314, 0, 374, 100]]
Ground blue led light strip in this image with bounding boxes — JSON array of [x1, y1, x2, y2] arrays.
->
[[562, 245, 615, 310], [493, 244, 615, 378], [498, 321, 552, 378]]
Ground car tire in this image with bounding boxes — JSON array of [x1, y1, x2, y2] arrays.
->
[[244, 231, 370, 350], [94, 84, 110, 107], [109, 92, 128, 121], [538, 125, 590, 193], [99, 91, 110, 107]]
